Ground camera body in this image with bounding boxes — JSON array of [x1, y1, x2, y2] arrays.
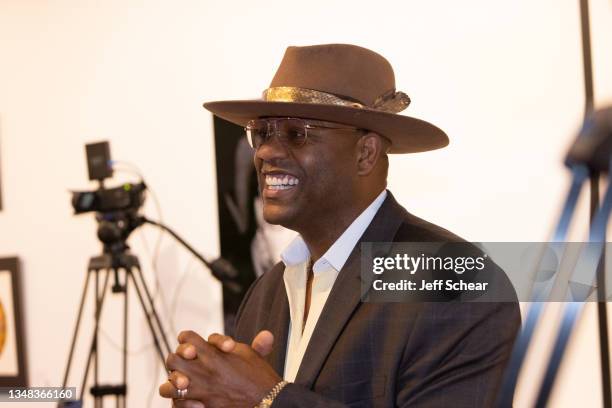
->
[[71, 182, 146, 214]]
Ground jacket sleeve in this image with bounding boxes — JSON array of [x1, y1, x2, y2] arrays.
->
[[271, 383, 349, 408]]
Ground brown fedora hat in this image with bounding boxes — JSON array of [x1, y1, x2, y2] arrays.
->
[[203, 44, 448, 154]]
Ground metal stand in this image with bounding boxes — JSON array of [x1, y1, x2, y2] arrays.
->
[[580, 0, 612, 402], [497, 0, 611, 404], [59, 251, 171, 408], [534, 177, 612, 407]]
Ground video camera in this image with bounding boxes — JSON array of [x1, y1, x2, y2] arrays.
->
[[71, 141, 146, 215], [70, 141, 147, 249], [72, 182, 146, 214]]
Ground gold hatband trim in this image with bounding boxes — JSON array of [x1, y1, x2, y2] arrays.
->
[[262, 86, 410, 114]]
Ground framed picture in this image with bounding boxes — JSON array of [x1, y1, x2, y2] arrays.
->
[[0, 257, 27, 386]]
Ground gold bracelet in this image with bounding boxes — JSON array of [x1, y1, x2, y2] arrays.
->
[[254, 380, 289, 408]]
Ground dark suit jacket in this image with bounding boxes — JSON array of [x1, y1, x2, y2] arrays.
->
[[235, 192, 520, 407]]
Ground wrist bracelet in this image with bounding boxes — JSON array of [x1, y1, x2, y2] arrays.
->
[[255, 380, 289, 408]]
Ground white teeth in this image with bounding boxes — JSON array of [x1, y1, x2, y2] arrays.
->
[[265, 174, 299, 187]]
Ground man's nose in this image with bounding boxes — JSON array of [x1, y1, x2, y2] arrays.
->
[[254, 133, 290, 162]]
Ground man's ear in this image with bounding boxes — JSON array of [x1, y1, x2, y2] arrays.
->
[[356, 132, 384, 176]]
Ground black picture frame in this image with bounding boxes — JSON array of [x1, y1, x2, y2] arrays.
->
[[0, 257, 27, 387]]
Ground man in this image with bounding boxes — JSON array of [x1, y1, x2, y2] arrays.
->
[[160, 44, 520, 407]]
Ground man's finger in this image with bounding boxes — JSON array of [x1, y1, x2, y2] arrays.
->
[[159, 380, 177, 398], [173, 400, 205, 408], [251, 330, 274, 357], [207, 333, 236, 352], [178, 330, 207, 348], [177, 331, 218, 357], [169, 370, 190, 389], [159, 380, 197, 401], [165, 353, 191, 372], [176, 343, 197, 360]]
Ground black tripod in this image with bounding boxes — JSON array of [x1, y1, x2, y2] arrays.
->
[[59, 212, 171, 408]]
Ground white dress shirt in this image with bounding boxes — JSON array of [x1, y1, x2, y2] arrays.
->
[[280, 190, 388, 381]]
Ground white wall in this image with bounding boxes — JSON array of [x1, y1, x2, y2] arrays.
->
[[0, 0, 611, 407]]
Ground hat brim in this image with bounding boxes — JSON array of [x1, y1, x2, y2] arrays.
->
[[203, 100, 448, 154]]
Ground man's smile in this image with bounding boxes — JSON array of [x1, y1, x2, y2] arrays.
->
[[262, 172, 300, 198], [265, 173, 299, 189]]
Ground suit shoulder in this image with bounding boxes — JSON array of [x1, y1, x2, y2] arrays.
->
[[395, 210, 466, 243]]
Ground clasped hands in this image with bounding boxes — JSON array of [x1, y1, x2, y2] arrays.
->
[[159, 330, 282, 408]]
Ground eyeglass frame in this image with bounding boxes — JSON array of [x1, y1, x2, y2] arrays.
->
[[244, 117, 367, 150]]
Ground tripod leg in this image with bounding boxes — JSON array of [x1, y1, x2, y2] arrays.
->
[[94, 267, 100, 406], [79, 268, 112, 401], [496, 165, 588, 407], [596, 217, 612, 408], [131, 265, 172, 356], [122, 267, 128, 408], [127, 267, 168, 365], [61, 268, 93, 389]]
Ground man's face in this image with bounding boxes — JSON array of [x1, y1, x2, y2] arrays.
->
[[252, 118, 362, 231]]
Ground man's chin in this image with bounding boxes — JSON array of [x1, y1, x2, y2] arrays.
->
[[262, 206, 297, 228]]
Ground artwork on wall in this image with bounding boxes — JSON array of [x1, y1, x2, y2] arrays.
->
[[0, 257, 27, 386]]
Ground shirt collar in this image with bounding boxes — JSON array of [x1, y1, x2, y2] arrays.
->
[[280, 189, 388, 273]]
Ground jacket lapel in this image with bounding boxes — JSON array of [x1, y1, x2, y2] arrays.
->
[[265, 267, 291, 375], [293, 191, 407, 388]]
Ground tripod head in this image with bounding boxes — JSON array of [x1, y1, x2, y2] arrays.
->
[[566, 106, 612, 172], [96, 209, 144, 257], [72, 180, 148, 291]]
